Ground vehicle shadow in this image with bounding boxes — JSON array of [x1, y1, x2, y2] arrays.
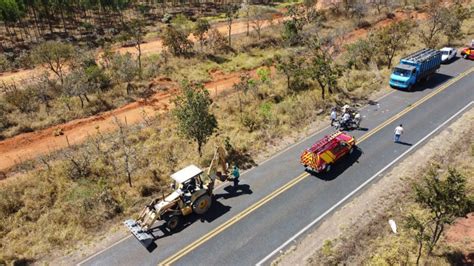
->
[[306, 148, 363, 181], [408, 73, 453, 92], [147, 200, 232, 248], [355, 127, 369, 132]]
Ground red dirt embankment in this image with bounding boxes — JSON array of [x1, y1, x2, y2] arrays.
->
[[0, 70, 243, 173], [0, 10, 421, 174]]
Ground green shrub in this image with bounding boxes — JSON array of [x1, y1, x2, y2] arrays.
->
[[0, 53, 11, 72]]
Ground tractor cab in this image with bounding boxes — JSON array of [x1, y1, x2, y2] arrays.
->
[[171, 165, 204, 191]]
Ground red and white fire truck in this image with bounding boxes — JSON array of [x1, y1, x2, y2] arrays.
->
[[300, 131, 356, 173]]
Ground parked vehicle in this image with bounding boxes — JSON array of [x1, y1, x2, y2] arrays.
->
[[461, 47, 474, 60], [124, 146, 231, 247], [300, 131, 356, 173], [389, 48, 442, 90], [440, 47, 456, 63]]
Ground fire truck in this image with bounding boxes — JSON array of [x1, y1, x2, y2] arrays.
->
[[300, 131, 356, 173]]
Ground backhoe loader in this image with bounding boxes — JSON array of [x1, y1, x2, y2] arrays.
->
[[124, 146, 231, 247]]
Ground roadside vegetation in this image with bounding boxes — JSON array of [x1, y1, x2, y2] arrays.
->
[[0, 0, 473, 264]]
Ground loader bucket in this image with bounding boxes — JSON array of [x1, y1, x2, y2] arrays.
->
[[124, 219, 154, 247]]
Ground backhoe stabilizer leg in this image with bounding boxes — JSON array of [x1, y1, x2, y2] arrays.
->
[[123, 219, 154, 247]]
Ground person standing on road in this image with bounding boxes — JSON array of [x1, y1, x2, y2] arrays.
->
[[330, 108, 337, 126], [232, 165, 240, 189], [394, 124, 404, 143]]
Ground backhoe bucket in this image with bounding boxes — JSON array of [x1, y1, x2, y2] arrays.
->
[[124, 219, 154, 247]]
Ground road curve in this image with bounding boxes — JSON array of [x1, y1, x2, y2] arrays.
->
[[77, 58, 474, 266]]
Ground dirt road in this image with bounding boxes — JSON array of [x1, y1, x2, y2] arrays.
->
[[0, 15, 285, 85]]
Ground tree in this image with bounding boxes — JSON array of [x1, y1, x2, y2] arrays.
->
[[306, 38, 341, 99], [63, 68, 93, 108], [233, 73, 256, 113], [371, 0, 389, 15], [414, 168, 473, 254], [1, 82, 39, 113], [0, 103, 11, 131], [419, 7, 447, 49], [345, 37, 374, 69], [281, 6, 304, 46], [113, 116, 138, 187], [250, 6, 270, 41], [225, 5, 238, 48], [275, 53, 309, 93], [123, 18, 145, 79], [405, 214, 431, 265], [171, 13, 194, 35], [0, 0, 23, 39], [373, 21, 412, 68], [405, 167, 474, 263], [207, 28, 229, 54], [173, 82, 217, 157], [193, 18, 210, 51], [109, 52, 138, 95], [441, 4, 470, 45], [161, 25, 193, 56], [31, 41, 74, 84]]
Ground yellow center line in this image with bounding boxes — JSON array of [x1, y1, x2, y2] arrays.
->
[[160, 67, 473, 266]]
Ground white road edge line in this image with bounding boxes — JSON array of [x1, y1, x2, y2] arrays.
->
[[77, 235, 132, 265], [76, 90, 395, 265], [256, 101, 474, 266]]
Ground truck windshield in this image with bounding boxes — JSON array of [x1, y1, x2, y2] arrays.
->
[[393, 68, 411, 77], [442, 50, 449, 55]]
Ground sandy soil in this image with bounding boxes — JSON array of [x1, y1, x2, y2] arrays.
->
[[273, 109, 474, 265], [0, 11, 421, 175]]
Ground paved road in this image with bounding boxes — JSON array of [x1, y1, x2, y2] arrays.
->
[[78, 57, 474, 266]]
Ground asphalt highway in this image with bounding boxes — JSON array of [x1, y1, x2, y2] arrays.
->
[[78, 57, 474, 266]]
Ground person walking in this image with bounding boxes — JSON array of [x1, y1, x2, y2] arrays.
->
[[232, 165, 240, 189], [330, 109, 337, 126], [394, 124, 404, 143]]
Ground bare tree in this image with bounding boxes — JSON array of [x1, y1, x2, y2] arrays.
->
[[113, 116, 138, 187], [250, 6, 270, 41], [31, 41, 74, 85], [225, 5, 238, 48], [419, 7, 446, 48]]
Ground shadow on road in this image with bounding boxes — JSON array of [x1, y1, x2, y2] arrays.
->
[[395, 141, 413, 146], [402, 73, 453, 93], [306, 148, 363, 181], [145, 184, 254, 249], [147, 200, 232, 249], [355, 127, 369, 132], [215, 184, 253, 200]]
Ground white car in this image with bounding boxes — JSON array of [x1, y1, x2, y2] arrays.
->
[[440, 47, 456, 63]]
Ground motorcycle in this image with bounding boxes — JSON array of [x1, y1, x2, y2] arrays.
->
[[334, 113, 361, 130]]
